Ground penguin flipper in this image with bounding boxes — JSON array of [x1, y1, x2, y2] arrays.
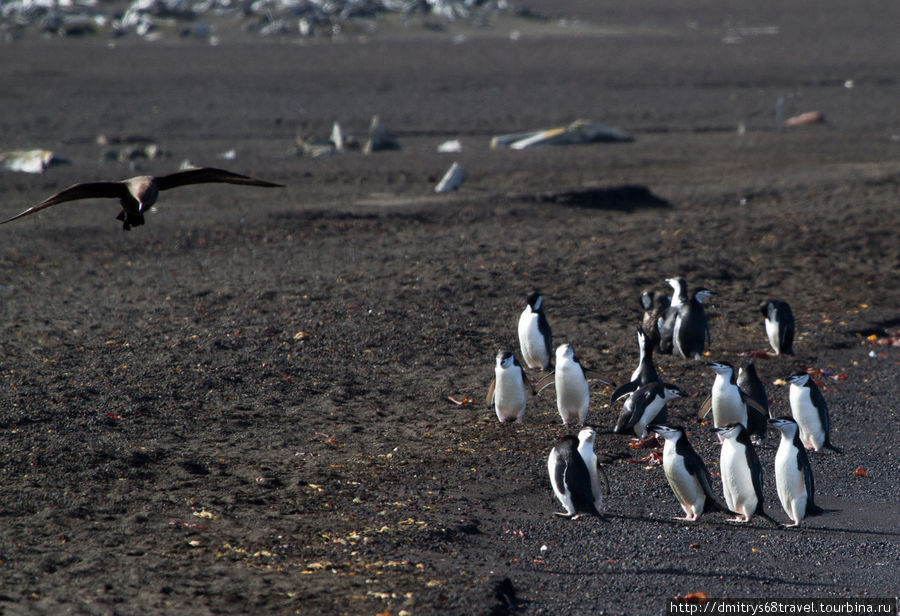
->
[[485, 379, 496, 408], [809, 383, 830, 435], [697, 395, 713, 421], [584, 369, 613, 386], [534, 372, 555, 393], [613, 406, 634, 434], [596, 461, 611, 496], [742, 392, 768, 416], [611, 380, 639, 402], [684, 452, 722, 510], [521, 368, 536, 395], [615, 391, 648, 433]]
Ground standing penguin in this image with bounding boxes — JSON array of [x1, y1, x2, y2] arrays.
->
[[713, 423, 776, 523], [650, 424, 733, 521], [769, 417, 824, 526], [517, 291, 553, 371], [760, 299, 795, 355], [698, 362, 768, 439], [485, 351, 535, 423], [614, 382, 686, 439], [537, 344, 612, 426], [658, 278, 688, 354], [788, 372, 840, 453], [610, 326, 660, 402], [547, 427, 609, 518], [673, 287, 715, 359], [641, 290, 670, 349], [737, 362, 771, 418]]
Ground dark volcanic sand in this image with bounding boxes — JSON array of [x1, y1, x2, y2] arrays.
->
[[1, 1, 899, 614]]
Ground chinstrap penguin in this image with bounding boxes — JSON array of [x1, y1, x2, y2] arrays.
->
[[658, 278, 688, 354], [640, 290, 669, 349], [760, 299, 795, 355], [769, 417, 824, 526], [788, 372, 840, 453], [650, 424, 734, 521], [517, 292, 553, 371], [536, 344, 612, 426], [547, 427, 609, 519], [699, 362, 768, 440], [713, 423, 776, 523], [614, 382, 686, 439], [673, 287, 714, 359], [737, 362, 771, 418], [610, 326, 660, 402], [485, 351, 535, 423]]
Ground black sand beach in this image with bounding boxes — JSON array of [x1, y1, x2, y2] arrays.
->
[[1, 1, 898, 614]]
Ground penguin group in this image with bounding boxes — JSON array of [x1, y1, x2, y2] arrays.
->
[[484, 285, 838, 528], [487, 292, 613, 429]]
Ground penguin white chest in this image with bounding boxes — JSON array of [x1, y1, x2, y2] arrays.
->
[[765, 318, 780, 352], [494, 366, 527, 422], [555, 360, 589, 425], [774, 440, 807, 523], [517, 311, 548, 370], [712, 379, 746, 428], [719, 441, 757, 515], [789, 386, 824, 450]]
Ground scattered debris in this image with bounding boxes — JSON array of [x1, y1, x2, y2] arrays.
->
[[742, 350, 772, 359], [0, 149, 67, 174], [853, 467, 868, 477], [296, 121, 362, 157], [296, 134, 339, 158], [104, 142, 166, 164], [785, 111, 825, 127], [437, 139, 462, 153], [364, 115, 400, 154], [491, 119, 633, 150], [628, 436, 661, 449], [673, 591, 709, 604], [864, 332, 900, 347], [447, 396, 476, 406], [435, 162, 465, 193]]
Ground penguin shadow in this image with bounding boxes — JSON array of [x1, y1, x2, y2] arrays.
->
[[535, 185, 672, 212]]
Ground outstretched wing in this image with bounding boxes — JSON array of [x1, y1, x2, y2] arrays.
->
[[583, 369, 612, 387], [697, 395, 713, 421], [611, 380, 639, 402], [1, 182, 129, 224], [156, 167, 283, 190], [534, 372, 555, 393]]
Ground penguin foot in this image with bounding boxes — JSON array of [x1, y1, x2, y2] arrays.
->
[[675, 515, 699, 522], [783, 521, 801, 528]]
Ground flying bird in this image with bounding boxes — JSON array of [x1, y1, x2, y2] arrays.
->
[[0, 167, 284, 230]]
